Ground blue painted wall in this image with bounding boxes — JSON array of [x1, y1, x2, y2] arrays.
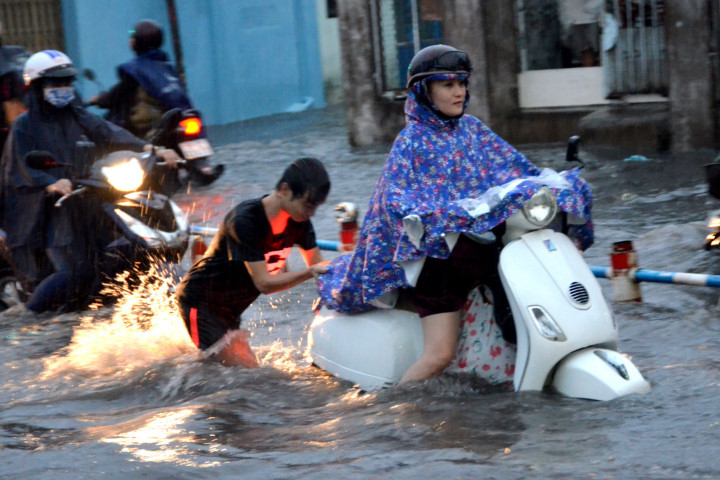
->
[[61, 0, 325, 126]]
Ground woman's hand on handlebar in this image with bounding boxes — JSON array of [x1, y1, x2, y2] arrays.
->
[[46, 179, 73, 196]]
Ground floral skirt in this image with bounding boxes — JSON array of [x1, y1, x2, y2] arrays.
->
[[447, 286, 516, 384]]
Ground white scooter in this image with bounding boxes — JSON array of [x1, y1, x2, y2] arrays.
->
[[309, 139, 651, 401]]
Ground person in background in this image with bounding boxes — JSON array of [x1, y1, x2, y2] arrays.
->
[[89, 19, 223, 185], [1, 50, 179, 313], [317, 44, 593, 385], [175, 157, 331, 367], [0, 20, 30, 148], [558, 0, 605, 67]]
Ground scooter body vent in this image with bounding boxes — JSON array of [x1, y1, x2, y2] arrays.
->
[[569, 281, 589, 305]]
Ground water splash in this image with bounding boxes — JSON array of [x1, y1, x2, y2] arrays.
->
[[40, 264, 197, 382]]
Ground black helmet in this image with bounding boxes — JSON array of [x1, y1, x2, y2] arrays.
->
[[131, 19, 163, 55], [406, 44, 472, 88]]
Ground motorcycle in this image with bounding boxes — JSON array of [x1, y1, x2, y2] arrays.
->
[[82, 68, 224, 196], [0, 229, 25, 310], [703, 162, 720, 249], [308, 137, 651, 401], [0, 145, 189, 312], [147, 107, 224, 194]]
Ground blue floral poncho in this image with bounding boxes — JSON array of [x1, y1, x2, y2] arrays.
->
[[318, 83, 594, 314]]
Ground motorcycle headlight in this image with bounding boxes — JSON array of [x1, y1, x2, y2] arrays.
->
[[101, 157, 145, 192], [522, 186, 558, 227]]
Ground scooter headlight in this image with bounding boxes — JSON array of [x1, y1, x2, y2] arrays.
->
[[522, 186, 558, 227], [101, 157, 145, 192]]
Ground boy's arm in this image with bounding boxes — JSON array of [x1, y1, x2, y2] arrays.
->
[[245, 257, 327, 295], [299, 246, 328, 268]]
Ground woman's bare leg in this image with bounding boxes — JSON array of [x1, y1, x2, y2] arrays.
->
[[399, 311, 460, 384]]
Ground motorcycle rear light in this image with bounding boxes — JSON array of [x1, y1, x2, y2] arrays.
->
[[179, 117, 202, 135]]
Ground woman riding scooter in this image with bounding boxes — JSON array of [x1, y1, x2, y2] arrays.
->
[[317, 44, 593, 384], [0, 49, 179, 313]]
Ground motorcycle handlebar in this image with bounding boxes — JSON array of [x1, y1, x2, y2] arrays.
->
[[155, 158, 187, 167], [54, 187, 87, 207]]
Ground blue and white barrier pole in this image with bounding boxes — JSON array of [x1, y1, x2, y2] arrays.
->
[[591, 265, 720, 288], [188, 225, 219, 237], [189, 225, 344, 252], [317, 239, 342, 252]]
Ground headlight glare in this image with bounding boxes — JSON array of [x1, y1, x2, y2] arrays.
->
[[101, 157, 145, 192], [522, 186, 558, 227]]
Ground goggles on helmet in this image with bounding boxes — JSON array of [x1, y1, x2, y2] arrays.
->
[[407, 50, 472, 87]]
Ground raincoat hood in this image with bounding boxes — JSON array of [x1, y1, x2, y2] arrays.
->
[[318, 88, 594, 313]]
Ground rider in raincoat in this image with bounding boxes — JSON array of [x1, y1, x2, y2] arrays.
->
[[317, 45, 593, 383], [1, 50, 178, 312], [90, 19, 222, 186]]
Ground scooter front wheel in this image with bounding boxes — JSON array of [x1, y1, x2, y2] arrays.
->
[[552, 347, 650, 401]]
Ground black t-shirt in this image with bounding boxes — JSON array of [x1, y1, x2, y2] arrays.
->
[[176, 197, 317, 319]]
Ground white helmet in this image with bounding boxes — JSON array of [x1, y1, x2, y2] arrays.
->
[[23, 50, 77, 86]]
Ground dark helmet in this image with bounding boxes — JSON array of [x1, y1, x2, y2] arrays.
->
[[131, 19, 163, 55], [406, 44, 473, 88]]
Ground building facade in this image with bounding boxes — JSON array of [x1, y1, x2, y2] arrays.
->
[[0, 0, 326, 127], [337, 0, 717, 152]]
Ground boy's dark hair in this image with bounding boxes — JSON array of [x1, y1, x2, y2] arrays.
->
[[276, 157, 330, 205]]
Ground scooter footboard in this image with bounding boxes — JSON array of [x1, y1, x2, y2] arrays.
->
[[553, 348, 650, 400]]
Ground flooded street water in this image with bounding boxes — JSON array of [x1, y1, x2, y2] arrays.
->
[[1, 106, 719, 479]]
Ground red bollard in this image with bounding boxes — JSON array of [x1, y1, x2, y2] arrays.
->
[[335, 202, 359, 252], [192, 236, 207, 265], [610, 240, 642, 302]]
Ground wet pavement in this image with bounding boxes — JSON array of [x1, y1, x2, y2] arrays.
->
[[1, 105, 719, 479]]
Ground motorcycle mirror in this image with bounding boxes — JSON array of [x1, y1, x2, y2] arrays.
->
[[82, 68, 95, 81], [566, 135, 584, 169], [24, 150, 61, 170], [81, 68, 106, 93]]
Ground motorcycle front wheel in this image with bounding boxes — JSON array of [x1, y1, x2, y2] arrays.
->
[[0, 269, 24, 311]]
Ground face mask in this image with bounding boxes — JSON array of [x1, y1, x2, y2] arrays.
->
[[43, 86, 75, 108]]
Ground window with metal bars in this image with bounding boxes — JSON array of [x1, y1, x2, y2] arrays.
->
[[372, 0, 444, 94], [0, 0, 65, 53]]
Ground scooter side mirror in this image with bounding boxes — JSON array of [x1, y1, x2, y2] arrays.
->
[[24, 150, 62, 170], [565, 135, 584, 169]]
